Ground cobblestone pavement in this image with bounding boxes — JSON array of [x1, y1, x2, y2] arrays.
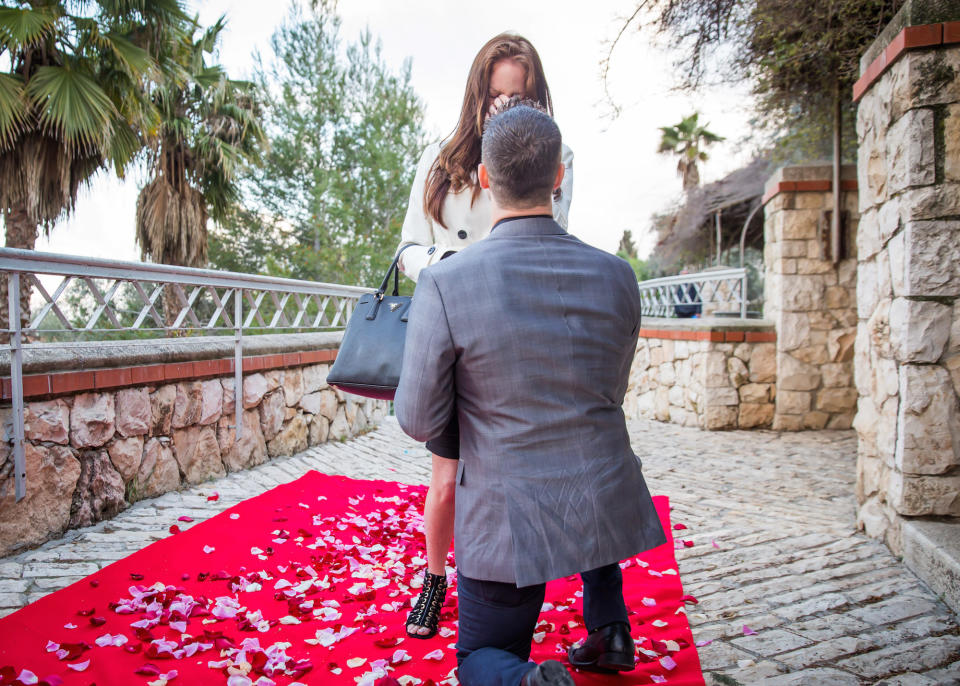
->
[[1, 418, 958, 684]]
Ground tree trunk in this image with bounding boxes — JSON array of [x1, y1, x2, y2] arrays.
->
[[0, 205, 39, 343]]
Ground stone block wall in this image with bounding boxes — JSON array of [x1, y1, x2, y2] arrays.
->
[[854, 16, 960, 551], [0, 338, 387, 558], [625, 320, 777, 430], [763, 165, 860, 431]]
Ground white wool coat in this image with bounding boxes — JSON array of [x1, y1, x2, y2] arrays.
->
[[397, 140, 574, 282]]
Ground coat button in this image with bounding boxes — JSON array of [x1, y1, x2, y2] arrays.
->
[[427, 246, 436, 255], [457, 229, 468, 239]]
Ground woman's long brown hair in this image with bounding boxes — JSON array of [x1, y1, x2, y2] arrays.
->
[[424, 33, 554, 228]]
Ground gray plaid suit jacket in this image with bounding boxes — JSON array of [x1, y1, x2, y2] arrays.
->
[[395, 215, 666, 587]]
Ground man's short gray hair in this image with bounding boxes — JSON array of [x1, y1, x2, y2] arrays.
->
[[481, 102, 561, 209]]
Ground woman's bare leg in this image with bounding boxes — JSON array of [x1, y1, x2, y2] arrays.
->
[[408, 453, 458, 636]]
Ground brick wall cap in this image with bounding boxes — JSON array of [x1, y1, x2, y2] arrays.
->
[[0, 331, 342, 376], [860, 0, 960, 73], [764, 163, 858, 196], [640, 316, 775, 332]]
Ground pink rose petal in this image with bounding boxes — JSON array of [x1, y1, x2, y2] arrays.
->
[[742, 625, 756, 635], [16, 670, 38, 685], [651, 676, 667, 684], [203, 545, 215, 554], [659, 656, 677, 670], [67, 660, 90, 672], [177, 516, 193, 522]]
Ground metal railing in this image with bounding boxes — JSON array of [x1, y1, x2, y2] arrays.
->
[[0, 248, 369, 501], [638, 267, 749, 319]]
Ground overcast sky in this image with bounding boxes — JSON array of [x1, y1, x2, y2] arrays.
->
[[34, 0, 757, 276]]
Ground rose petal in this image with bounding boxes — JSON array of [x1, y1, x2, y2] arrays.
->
[[178, 516, 193, 522], [206, 493, 219, 502], [742, 625, 756, 635], [642, 597, 656, 607], [203, 545, 215, 554], [66, 660, 89, 672], [423, 649, 444, 661], [659, 656, 677, 670], [672, 523, 687, 530], [16, 670, 38, 685]]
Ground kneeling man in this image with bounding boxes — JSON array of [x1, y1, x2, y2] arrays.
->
[[396, 103, 666, 686]]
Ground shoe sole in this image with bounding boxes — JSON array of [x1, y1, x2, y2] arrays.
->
[[568, 649, 636, 673]]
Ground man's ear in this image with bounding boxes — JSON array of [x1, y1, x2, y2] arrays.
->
[[553, 162, 565, 191], [478, 163, 490, 190]]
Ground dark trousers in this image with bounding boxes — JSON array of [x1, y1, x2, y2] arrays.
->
[[456, 563, 629, 686]]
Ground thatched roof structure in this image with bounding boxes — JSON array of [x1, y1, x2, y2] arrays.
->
[[654, 156, 773, 268]]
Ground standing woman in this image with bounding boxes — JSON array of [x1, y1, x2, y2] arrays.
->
[[397, 32, 573, 639]]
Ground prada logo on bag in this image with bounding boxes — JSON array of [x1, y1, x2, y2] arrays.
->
[[389, 303, 402, 312]]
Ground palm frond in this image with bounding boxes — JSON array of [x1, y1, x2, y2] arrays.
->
[[102, 32, 157, 79], [25, 64, 117, 151], [107, 119, 141, 174], [0, 6, 59, 51], [199, 15, 227, 53], [0, 73, 27, 150], [194, 64, 225, 89]]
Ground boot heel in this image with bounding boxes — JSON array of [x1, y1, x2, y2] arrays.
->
[[596, 652, 636, 671]]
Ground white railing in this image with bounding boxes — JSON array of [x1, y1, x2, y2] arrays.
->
[[0, 248, 369, 502], [638, 267, 749, 319]]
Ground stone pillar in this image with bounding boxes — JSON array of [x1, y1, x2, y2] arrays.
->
[[762, 165, 860, 431], [854, 6, 960, 553]]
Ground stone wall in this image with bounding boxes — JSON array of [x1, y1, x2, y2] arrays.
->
[[763, 165, 860, 431], [854, 15, 960, 552], [0, 335, 387, 557], [625, 319, 777, 430]]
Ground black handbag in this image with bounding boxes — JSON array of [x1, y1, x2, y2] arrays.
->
[[327, 246, 413, 400]]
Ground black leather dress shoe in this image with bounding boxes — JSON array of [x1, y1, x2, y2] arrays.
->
[[521, 659, 575, 686], [567, 621, 636, 673]]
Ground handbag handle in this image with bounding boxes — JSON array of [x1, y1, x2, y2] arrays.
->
[[367, 244, 416, 321], [377, 243, 416, 300]]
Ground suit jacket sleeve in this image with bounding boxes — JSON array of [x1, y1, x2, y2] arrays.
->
[[394, 270, 456, 442]]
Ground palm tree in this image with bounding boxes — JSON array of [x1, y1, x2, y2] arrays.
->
[[0, 1, 187, 332], [135, 16, 265, 326], [657, 113, 724, 191]]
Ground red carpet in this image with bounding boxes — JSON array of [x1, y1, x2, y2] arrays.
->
[[0, 471, 704, 685]]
